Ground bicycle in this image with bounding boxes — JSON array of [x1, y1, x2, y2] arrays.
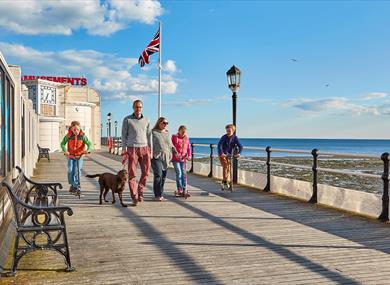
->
[[220, 147, 240, 193]]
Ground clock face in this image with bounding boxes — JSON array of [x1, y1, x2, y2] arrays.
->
[[40, 86, 56, 104]]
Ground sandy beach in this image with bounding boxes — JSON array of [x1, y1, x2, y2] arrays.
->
[[194, 156, 383, 194]]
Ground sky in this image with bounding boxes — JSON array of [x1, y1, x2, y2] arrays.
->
[[0, 0, 390, 139]]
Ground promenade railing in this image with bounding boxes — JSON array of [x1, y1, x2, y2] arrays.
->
[[189, 143, 389, 222]]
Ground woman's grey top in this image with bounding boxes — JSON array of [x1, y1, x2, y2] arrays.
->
[[152, 129, 176, 170]]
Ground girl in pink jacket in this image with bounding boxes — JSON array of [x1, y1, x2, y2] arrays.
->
[[171, 125, 191, 197]]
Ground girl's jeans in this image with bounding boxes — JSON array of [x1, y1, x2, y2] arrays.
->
[[151, 158, 167, 198], [67, 157, 83, 188], [172, 161, 187, 190]]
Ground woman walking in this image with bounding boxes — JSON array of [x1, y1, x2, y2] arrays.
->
[[172, 125, 191, 197], [151, 117, 177, 201]]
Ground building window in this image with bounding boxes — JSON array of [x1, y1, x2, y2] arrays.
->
[[0, 67, 3, 176], [28, 85, 37, 111], [6, 78, 10, 172], [21, 99, 25, 159], [9, 82, 15, 169], [0, 65, 15, 176]]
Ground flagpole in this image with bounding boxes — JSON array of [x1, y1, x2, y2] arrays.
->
[[158, 21, 162, 118]]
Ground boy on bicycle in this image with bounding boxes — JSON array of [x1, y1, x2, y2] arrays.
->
[[60, 121, 93, 193], [217, 124, 243, 190]]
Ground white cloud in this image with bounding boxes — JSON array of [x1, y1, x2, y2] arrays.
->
[[241, 97, 271, 104], [284, 97, 351, 112], [361, 92, 387, 101], [0, 0, 163, 36], [0, 42, 178, 101], [285, 96, 390, 116], [163, 60, 177, 73], [165, 99, 211, 107]]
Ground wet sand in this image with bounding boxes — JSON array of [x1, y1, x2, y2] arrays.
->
[[194, 156, 383, 194]]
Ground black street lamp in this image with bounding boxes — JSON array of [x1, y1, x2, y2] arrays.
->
[[107, 113, 112, 152], [114, 120, 118, 138], [107, 113, 112, 138], [226, 65, 241, 184], [226, 65, 241, 128]]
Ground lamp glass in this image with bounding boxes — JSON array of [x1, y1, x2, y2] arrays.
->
[[226, 65, 241, 91]]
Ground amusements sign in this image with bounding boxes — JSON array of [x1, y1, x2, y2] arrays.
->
[[22, 75, 87, 86]]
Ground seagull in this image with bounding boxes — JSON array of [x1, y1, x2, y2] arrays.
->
[[325, 83, 330, 87], [290, 58, 298, 62]]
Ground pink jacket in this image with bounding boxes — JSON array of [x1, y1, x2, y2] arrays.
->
[[171, 133, 191, 162]]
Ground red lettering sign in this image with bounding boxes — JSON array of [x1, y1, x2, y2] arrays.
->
[[22, 75, 88, 86]]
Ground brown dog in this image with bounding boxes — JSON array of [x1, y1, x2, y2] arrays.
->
[[86, 169, 128, 207]]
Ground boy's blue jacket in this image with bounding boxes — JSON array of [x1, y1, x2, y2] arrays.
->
[[217, 134, 243, 156]]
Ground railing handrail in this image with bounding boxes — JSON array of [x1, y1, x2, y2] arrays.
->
[[192, 145, 381, 159], [192, 143, 214, 147], [318, 151, 378, 159]]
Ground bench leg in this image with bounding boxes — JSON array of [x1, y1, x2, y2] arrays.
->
[[62, 229, 75, 272], [9, 234, 20, 276]]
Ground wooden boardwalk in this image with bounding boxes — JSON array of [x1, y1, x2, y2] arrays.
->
[[2, 151, 390, 284]]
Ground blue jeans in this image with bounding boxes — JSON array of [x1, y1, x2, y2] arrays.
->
[[151, 158, 167, 198], [172, 161, 187, 190], [67, 157, 83, 188]]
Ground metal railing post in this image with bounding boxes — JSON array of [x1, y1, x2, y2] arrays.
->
[[208, 144, 214, 177], [264, 146, 271, 192], [189, 143, 194, 173], [379, 152, 389, 222], [233, 146, 238, 184], [309, 148, 319, 204]]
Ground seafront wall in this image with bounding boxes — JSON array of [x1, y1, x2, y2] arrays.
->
[[192, 161, 384, 219]]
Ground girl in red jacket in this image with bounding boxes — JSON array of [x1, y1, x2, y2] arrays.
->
[[171, 125, 191, 197]]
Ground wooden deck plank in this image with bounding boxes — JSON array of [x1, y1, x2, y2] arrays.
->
[[1, 151, 390, 284]]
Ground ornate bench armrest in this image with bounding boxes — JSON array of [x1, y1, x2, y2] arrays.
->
[[15, 166, 62, 198]]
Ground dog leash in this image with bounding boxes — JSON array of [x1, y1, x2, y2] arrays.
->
[[121, 152, 128, 170]]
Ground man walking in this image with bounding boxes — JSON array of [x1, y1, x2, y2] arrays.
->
[[121, 100, 151, 206]]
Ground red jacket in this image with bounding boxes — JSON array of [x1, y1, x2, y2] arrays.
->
[[67, 129, 86, 157], [171, 133, 191, 162]]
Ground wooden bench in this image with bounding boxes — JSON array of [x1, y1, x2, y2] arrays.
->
[[37, 144, 50, 162], [1, 166, 74, 276]]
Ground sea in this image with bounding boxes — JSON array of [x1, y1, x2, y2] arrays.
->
[[190, 138, 390, 158]]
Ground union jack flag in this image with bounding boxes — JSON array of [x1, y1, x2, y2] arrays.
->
[[139, 28, 160, 67]]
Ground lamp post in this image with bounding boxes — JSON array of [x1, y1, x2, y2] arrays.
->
[[106, 122, 109, 145], [107, 113, 112, 152], [100, 123, 103, 146], [114, 120, 118, 138], [226, 65, 241, 184], [107, 113, 112, 138]]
